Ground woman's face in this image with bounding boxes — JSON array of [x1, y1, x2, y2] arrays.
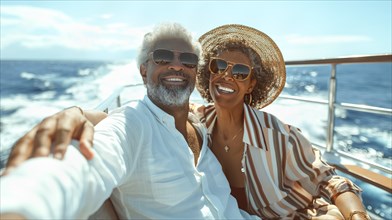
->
[[208, 49, 256, 109]]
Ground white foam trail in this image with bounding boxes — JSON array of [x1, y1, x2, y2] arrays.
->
[[263, 96, 328, 147], [0, 60, 139, 151], [20, 72, 35, 80]]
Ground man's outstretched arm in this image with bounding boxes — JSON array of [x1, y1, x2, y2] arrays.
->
[[1, 145, 90, 219], [0, 112, 128, 219]]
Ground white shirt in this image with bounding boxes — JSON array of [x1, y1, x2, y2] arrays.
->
[[0, 96, 258, 219]]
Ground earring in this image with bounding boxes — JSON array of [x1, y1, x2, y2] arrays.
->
[[246, 93, 253, 105]]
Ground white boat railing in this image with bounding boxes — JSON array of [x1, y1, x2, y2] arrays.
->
[[95, 54, 392, 193]]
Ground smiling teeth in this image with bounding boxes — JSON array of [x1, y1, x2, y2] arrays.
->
[[166, 78, 183, 82], [218, 85, 234, 93]]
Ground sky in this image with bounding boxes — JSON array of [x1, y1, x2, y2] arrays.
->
[[1, 0, 391, 61]]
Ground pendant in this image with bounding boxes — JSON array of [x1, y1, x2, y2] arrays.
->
[[224, 145, 230, 152]]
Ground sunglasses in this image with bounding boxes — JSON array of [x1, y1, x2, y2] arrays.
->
[[149, 49, 199, 69], [209, 58, 253, 81]]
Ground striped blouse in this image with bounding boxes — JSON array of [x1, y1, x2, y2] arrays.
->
[[193, 103, 362, 219]]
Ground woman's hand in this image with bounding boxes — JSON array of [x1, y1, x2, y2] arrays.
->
[[2, 107, 100, 175]]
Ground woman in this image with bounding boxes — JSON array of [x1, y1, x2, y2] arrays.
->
[[190, 24, 368, 219], [4, 24, 370, 220]]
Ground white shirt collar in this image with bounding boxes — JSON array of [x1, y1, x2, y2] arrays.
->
[[143, 95, 175, 126]]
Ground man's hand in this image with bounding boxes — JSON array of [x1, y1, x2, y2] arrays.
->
[[3, 107, 95, 175]]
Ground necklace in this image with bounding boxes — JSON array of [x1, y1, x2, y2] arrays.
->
[[223, 127, 243, 152]]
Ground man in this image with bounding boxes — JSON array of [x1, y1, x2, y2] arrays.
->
[[0, 23, 257, 219]]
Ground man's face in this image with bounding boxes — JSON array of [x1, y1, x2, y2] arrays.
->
[[141, 38, 197, 107]]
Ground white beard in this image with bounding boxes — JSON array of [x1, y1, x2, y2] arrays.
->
[[146, 79, 194, 107]]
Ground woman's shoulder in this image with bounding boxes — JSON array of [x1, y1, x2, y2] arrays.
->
[[247, 105, 291, 133]]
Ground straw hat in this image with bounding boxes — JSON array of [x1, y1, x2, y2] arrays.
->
[[197, 24, 286, 109]]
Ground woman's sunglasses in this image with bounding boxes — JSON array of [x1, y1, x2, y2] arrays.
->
[[149, 49, 199, 69], [209, 58, 253, 81]]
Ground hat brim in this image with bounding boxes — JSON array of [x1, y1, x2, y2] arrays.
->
[[198, 24, 286, 109]]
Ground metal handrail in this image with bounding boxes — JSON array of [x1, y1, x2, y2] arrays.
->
[[336, 102, 392, 115], [284, 54, 392, 153], [94, 87, 124, 113], [326, 64, 337, 152], [94, 83, 144, 113], [285, 54, 392, 65], [278, 95, 328, 105]]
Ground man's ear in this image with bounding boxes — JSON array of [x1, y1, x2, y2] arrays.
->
[[140, 64, 147, 84]]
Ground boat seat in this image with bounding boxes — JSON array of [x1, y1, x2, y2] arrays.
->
[[332, 163, 391, 194]]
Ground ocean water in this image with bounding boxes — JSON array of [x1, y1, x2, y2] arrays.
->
[[0, 60, 391, 218]]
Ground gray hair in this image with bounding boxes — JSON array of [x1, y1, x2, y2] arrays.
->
[[137, 23, 202, 69]]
